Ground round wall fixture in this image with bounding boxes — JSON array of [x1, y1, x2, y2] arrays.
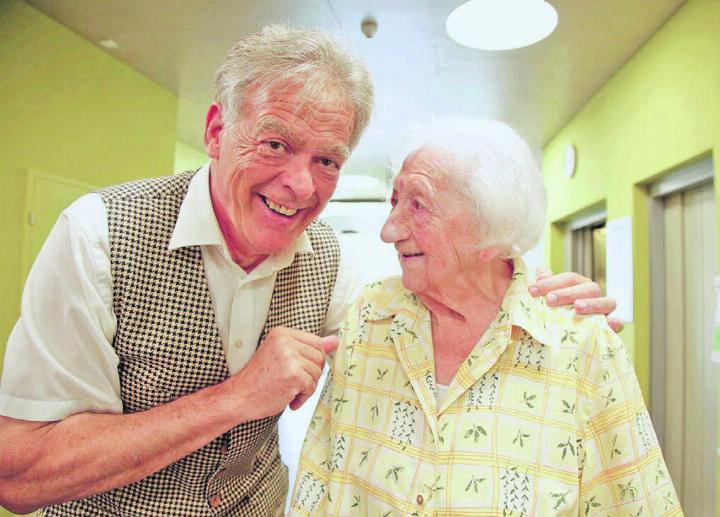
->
[[564, 143, 577, 178]]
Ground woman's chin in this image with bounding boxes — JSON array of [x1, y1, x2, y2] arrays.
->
[[400, 273, 426, 295]]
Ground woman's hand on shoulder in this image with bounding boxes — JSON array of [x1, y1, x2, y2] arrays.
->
[[528, 268, 623, 333]]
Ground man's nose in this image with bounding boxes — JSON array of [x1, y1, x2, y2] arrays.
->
[[282, 158, 315, 200], [380, 209, 406, 243]]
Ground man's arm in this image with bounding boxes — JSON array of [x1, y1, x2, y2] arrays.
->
[[0, 328, 337, 513]]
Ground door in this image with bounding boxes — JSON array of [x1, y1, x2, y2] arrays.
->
[[651, 177, 717, 516], [22, 171, 96, 281]]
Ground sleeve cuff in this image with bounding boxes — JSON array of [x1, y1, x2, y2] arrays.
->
[[0, 393, 122, 421]]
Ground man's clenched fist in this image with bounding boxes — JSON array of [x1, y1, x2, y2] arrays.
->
[[228, 327, 338, 421]]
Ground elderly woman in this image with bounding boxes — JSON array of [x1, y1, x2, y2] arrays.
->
[[289, 120, 679, 516]]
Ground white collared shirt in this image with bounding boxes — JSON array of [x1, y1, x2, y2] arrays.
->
[[0, 165, 359, 421]]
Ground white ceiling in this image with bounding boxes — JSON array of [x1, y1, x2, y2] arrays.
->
[[26, 0, 684, 177]]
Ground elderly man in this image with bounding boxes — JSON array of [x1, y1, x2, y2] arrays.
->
[[0, 26, 615, 516]]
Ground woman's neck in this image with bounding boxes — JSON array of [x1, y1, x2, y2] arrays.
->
[[417, 258, 513, 324], [424, 258, 514, 385]]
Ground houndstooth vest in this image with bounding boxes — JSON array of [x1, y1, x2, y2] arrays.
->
[[41, 171, 340, 516]]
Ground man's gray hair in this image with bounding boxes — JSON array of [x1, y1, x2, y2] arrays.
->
[[392, 119, 547, 257], [215, 24, 374, 149]]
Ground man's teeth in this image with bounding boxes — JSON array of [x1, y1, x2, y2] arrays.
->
[[403, 252, 424, 257], [263, 197, 298, 216]]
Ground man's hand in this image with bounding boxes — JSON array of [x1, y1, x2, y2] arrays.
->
[[529, 268, 623, 333], [231, 327, 338, 420]]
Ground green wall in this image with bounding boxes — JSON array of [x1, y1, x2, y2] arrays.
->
[[0, 0, 178, 385], [543, 0, 720, 396], [174, 140, 208, 173], [1, 1, 178, 514]]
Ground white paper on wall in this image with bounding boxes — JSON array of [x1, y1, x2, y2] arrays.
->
[[605, 216, 634, 323]]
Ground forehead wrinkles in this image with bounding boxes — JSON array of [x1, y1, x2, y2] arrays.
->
[[396, 148, 455, 195]]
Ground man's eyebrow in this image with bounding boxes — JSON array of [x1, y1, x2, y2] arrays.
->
[[254, 118, 302, 143], [255, 117, 350, 159], [323, 144, 351, 160]]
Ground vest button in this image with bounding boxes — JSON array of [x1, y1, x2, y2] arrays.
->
[[416, 494, 424, 505], [219, 444, 229, 455], [209, 495, 222, 508]]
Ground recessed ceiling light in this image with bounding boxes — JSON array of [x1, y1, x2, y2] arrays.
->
[[446, 0, 558, 51], [99, 39, 119, 49]]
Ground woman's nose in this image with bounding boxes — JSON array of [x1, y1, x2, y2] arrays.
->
[[380, 209, 406, 243]]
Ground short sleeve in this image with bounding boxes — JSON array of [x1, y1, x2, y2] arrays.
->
[[320, 247, 362, 337], [0, 194, 122, 421], [578, 322, 681, 515]]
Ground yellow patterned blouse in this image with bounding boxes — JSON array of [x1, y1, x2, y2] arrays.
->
[[289, 259, 681, 516]]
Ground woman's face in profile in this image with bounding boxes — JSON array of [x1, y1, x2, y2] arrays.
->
[[380, 147, 481, 297]]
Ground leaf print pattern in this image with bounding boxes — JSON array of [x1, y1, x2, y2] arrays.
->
[[513, 429, 531, 448], [327, 435, 347, 472], [610, 434, 622, 460], [466, 372, 499, 410], [618, 479, 638, 502], [521, 391, 537, 409], [561, 330, 578, 344], [423, 475, 444, 501], [583, 495, 601, 515], [390, 401, 419, 448], [561, 399, 575, 415], [294, 472, 325, 513], [635, 410, 659, 455], [513, 332, 547, 370], [464, 423, 487, 443], [385, 465, 404, 483], [465, 475, 486, 494], [500, 467, 531, 516], [551, 490, 570, 510], [557, 436, 576, 460]]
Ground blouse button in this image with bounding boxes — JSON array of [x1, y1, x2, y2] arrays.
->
[[416, 494, 424, 505]]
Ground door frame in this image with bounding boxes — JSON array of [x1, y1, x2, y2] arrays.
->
[[648, 156, 714, 447]]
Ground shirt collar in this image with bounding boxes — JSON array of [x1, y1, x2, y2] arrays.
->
[[498, 258, 558, 347], [366, 257, 558, 348], [168, 163, 313, 268]]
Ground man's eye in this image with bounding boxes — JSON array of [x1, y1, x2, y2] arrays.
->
[[413, 199, 423, 210], [319, 157, 338, 169], [267, 140, 285, 151]]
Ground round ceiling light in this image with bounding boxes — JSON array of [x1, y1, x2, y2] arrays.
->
[[446, 0, 558, 51]]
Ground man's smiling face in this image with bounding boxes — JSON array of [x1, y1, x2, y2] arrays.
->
[[206, 80, 355, 270]]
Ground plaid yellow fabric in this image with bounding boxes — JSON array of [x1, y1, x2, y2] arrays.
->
[[290, 258, 681, 516]]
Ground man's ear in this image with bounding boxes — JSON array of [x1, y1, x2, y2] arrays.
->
[[204, 102, 224, 160]]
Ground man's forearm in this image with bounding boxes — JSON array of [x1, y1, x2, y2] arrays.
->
[[0, 378, 246, 514]]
